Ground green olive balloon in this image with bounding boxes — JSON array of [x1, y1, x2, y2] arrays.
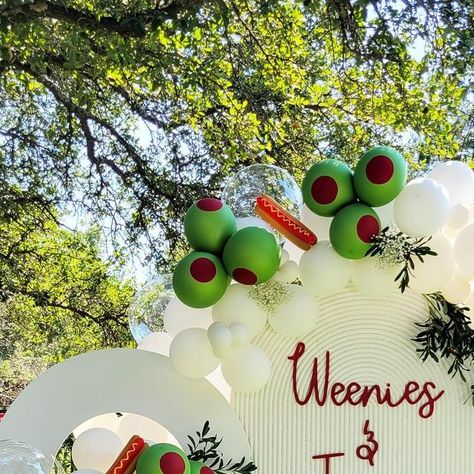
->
[[353, 146, 407, 207], [189, 460, 215, 474], [173, 252, 230, 308], [222, 227, 281, 285], [302, 159, 355, 217], [329, 204, 381, 260], [136, 443, 191, 474], [184, 198, 237, 254]]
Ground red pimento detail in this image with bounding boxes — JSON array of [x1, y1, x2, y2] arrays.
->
[[160, 452, 186, 474], [311, 176, 338, 205], [201, 467, 215, 474], [365, 155, 394, 185], [357, 215, 380, 243], [196, 198, 223, 211], [233, 268, 258, 285], [190, 257, 217, 283]]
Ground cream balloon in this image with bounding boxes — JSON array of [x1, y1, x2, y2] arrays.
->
[[72, 428, 122, 472], [446, 204, 470, 230], [169, 328, 219, 378], [268, 284, 319, 338], [299, 241, 352, 297], [117, 413, 168, 444], [393, 178, 451, 237], [207, 322, 233, 357], [73, 414, 120, 438], [229, 322, 250, 347], [301, 204, 331, 241], [351, 258, 399, 298], [410, 233, 455, 294], [282, 240, 304, 265], [212, 284, 268, 339], [221, 345, 271, 393], [137, 332, 172, 355], [454, 224, 474, 277], [272, 260, 299, 283], [428, 160, 474, 205], [163, 297, 213, 337], [441, 272, 471, 304]]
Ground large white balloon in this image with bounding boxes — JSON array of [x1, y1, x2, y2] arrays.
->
[[454, 224, 474, 277], [73, 413, 120, 438], [300, 204, 331, 241], [212, 284, 268, 339], [164, 297, 213, 337], [169, 328, 219, 378], [72, 428, 122, 472], [137, 332, 172, 355], [117, 413, 168, 444], [299, 241, 352, 296], [268, 284, 319, 338], [428, 161, 474, 205], [221, 345, 271, 393], [393, 178, 451, 237], [441, 272, 471, 305], [410, 233, 455, 294], [351, 258, 400, 298]]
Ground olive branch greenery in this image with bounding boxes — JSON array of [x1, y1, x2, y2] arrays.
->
[[366, 226, 437, 292], [414, 293, 474, 405], [187, 421, 257, 473]]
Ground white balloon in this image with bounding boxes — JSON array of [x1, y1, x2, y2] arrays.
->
[[446, 204, 470, 230], [301, 204, 331, 241], [137, 332, 172, 355], [212, 284, 268, 339], [236, 216, 273, 232], [72, 428, 122, 472], [283, 239, 304, 265], [393, 178, 451, 237], [73, 414, 120, 439], [454, 224, 474, 277], [299, 241, 352, 297], [441, 272, 471, 304], [221, 345, 271, 393], [164, 297, 213, 337], [169, 328, 219, 378], [229, 322, 250, 347], [428, 161, 474, 205], [351, 258, 400, 298], [268, 284, 319, 338], [410, 233, 455, 294], [272, 260, 299, 283], [280, 249, 290, 266], [117, 413, 168, 444], [374, 201, 395, 228], [205, 366, 232, 401], [207, 322, 233, 357]]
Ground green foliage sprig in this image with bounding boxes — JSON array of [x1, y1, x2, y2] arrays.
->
[[414, 293, 474, 404], [366, 226, 437, 292], [187, 421, 257, 473]]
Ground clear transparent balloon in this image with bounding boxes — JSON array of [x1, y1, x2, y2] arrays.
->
[[128, 274, 174, 344], [0, 440, 65, 474], [222, 164, 303, 219]]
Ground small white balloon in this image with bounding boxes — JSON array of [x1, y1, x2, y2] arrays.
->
[[283, 239, 304, 265], [117, 413, 168, 444], [229, 322, 250, 347], [236, 216, 273, 233], [268, 284, 319, 338], [442, 272, 471, 304], [454, 224, 474, 277], [446, 204, 470, 230], [410, 233, 455, 294], [212, 284, 268, 339], [428, 160, 474, 205], [299, 241, 352, 297], [301, 204, 331, 241], [137, 332, 172, 355], [393, 178, 451, 237], [207, 322, 233, 357], [272, 260, 299, 283], [221, 345, 271, 393], [169, 328, 219, 378], [164, 297, 213, 337], [279, 248, 290, 266], [72, 428, 122, 472], [351, 258, 400, 298]]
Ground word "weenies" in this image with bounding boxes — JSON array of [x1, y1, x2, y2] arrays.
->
[[288, 343, 445, 419]]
